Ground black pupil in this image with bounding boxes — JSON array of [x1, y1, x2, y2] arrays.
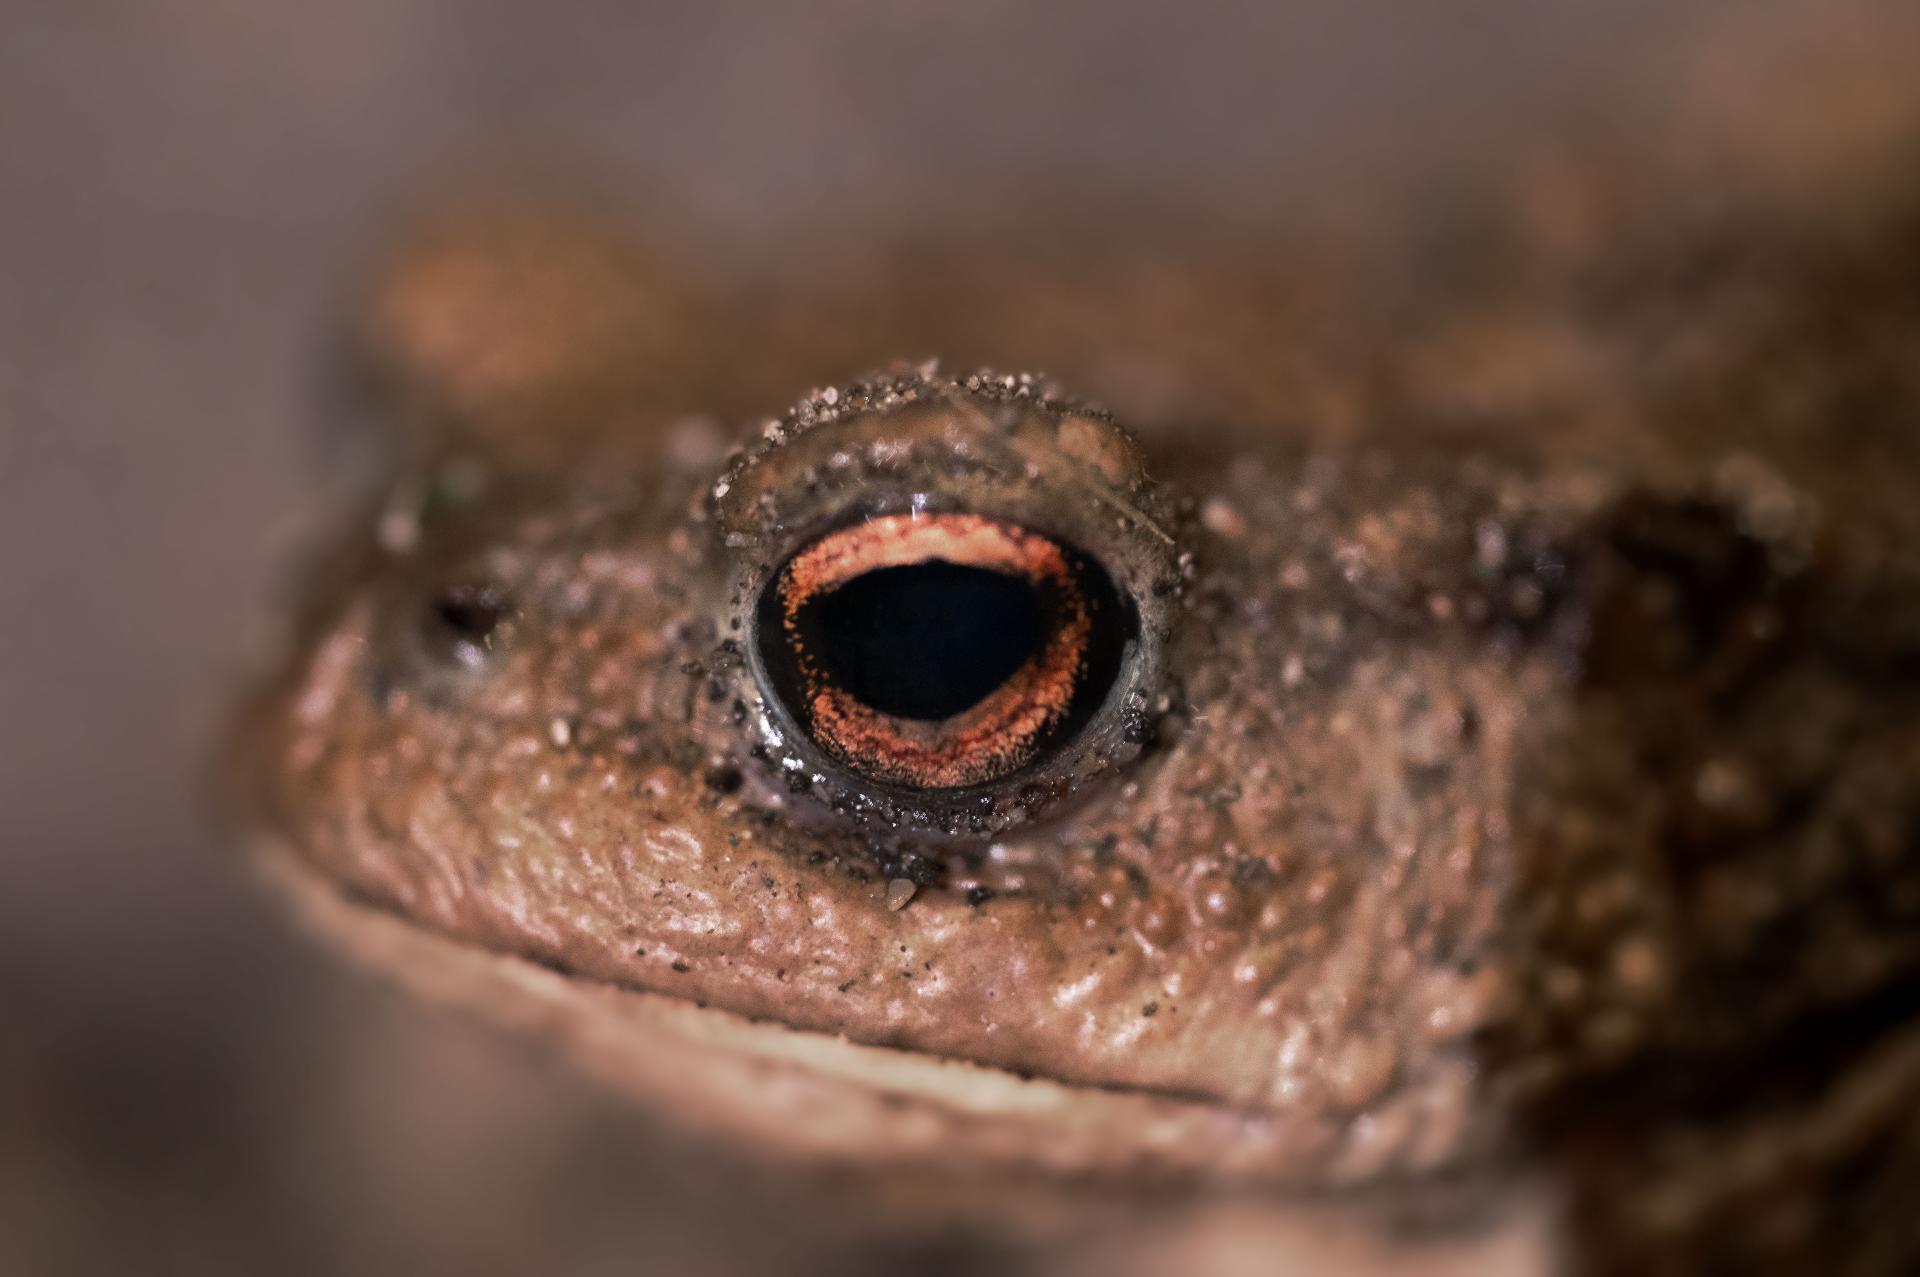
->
[[808, 562, 1045, 720]]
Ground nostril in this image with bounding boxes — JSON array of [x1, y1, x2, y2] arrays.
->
[[421, 583, 507, 668]]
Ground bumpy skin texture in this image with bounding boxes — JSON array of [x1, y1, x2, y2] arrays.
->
[[235, 40, 1920, 1276]]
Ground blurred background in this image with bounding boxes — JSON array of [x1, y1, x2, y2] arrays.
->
[[0, 2, 1899, 1273]]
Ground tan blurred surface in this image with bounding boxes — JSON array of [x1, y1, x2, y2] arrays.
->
[[0, 3, 1889, 1273]]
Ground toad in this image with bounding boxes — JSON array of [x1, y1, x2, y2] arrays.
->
[[230, 60, 1920, 1277]]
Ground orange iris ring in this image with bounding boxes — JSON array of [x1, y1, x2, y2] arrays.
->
[[775, 513, 1094, 790]]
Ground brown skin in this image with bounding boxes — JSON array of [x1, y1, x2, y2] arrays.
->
[[233, 39, 1920, 1276]]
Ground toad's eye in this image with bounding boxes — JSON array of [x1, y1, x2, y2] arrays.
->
[[757, 512, 1131, 790], [710, 367, 1182, 832]]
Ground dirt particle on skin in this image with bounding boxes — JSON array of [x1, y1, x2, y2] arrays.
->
[[1327, 1034, 1399, 1108], [1143, 1001, 1159, 1017], [886, 878, 917, 910], [670, 960, 691, 973]]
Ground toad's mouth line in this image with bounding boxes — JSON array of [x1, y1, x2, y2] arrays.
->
[[254, 833, 1227, 1099], [248, 833, 1397, 1185], [257, 844, 1559, 1263]]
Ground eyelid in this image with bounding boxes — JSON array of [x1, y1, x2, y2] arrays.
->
[[708, 369, 1168, 559]]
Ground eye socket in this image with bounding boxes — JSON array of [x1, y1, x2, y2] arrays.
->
[[711, 365, 1182, 831], [757, 512, 1131, 790]]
